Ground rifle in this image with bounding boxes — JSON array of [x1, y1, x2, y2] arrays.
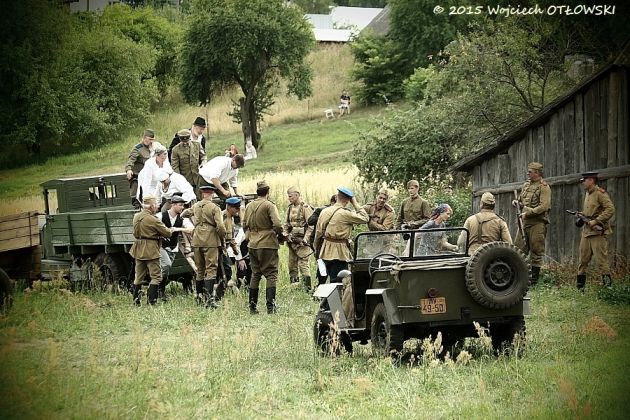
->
[[513, 190, 529, 250], [566, 210, 603, 231]]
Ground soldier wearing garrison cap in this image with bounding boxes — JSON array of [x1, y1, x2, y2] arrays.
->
[[314, 187, 368, 283], [396, 180, 432, 230], [363, 188, 395, 231], [170, 128, 206, 200], [129, 195, 180, 306], [283, 186, 314, 290], [243, 180, 283, 314], [182, 184, 226, 308], [125, 129, 166, 207], [576, 171, 615, 290], [512, 162, 551, 285], [458, 192, 512, 254]]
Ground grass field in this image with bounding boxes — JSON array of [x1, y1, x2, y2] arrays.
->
[[0, 278, 628, 418]]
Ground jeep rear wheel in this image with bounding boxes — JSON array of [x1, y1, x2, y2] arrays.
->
[[491, 316, 526, 356], [465, 242, 529, 309], [370, 303, 403, 357], [313, 311, 352, 356]]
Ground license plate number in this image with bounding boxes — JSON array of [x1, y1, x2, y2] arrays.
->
[[420, 297, 446, 314]]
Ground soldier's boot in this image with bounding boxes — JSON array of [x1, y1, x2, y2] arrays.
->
[[249, 288, 260, 315], [147, 284, 159, 305], [158, 282, 168, 302], [266, 287, 277, 314], [215, 280, 226, 302], [530, 267, 541, 286], [132, 284, 142, 306], [204, 279, 218, 309], [576, 274, 586, 291], [303, 276, 312, 293], [194, 280, 205, 305], [602, 274, 612, 287]]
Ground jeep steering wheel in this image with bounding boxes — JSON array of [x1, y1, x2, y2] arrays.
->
[[368, 253, 402, 278]]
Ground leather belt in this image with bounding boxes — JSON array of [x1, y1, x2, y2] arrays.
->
[[324, 236, 348, 243]]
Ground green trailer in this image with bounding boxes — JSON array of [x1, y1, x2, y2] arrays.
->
[[39, 173, 194, 289]]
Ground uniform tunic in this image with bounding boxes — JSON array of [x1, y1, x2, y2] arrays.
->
[[459, 209, 512, 254], [315, 203, 369, 262], [129, 209, 173, 286], [578, 185, 615, 274], [363, 202, 394, 231], [515, 179, 551, 267], [183, 198, 226, 280], [243, 197, 283, 288], [395, 196, 431, 229], [284, 201, 314, 278], [171, 141, 206, 189]]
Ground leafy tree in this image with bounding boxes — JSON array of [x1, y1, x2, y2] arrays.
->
[[100, 3, 183, 96], [180, 0, 314, 150]]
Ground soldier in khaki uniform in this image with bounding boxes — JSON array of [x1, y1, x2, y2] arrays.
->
[[458, 192, 512, 254], [363, 188, 395, 231], [513, 162, 551, 285], [395, 180, 432, 230], [171, 129, 206, 200], [182, 184, 226, 308], [576, 171, 616, 290], [243, 180, 283, 314], [215, 197, 242, 299], [129, 195, 178, 306], [314, 187, 369, 283], [125, 129, 165, 207], [283, 186, 314, 290]]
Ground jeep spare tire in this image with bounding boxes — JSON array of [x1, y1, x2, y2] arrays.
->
[[465, 242, 529, 309]]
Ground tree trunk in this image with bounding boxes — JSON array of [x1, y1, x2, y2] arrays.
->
[[239, 94, 260, 152]]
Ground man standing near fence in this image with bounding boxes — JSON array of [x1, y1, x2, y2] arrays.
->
[[512, 162, 551, 286], [575, 171, 615, 290]]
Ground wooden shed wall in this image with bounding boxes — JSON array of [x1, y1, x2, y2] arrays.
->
[[469, 67, 630, 263]]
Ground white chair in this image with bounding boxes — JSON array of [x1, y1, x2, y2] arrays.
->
[[324, 108, 334, 119]]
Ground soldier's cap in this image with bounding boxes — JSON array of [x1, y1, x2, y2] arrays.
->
[[156, 170, 170, 182], [143, 129, 155, 139], [193, 117, 206, 127], [199, 184, 217, 192], [233, 154, 245, 168], [377, 188, 389, 198], [257, 180, 269, 189], [481, 192, 495, 205], [287, 186, 299, 194], [337, 186, 354, 198], [170, 195, 186, 204], [407, 179, 419, 188], [154, 145, 167, 155], [528, 162, 543, 172], [143, 195, 157, 204], [580, 171, 598, 182], [226, 197, 241, 206], [177, 129, 191, 140]]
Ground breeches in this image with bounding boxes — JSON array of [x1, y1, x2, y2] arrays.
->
[[194, 247, 219, 280], [578, 235, 610, 274], [288, 245, 310, 277], [249, 248, 279, 289], [134, 258, 162, 286], [515, 222, 546, 267]]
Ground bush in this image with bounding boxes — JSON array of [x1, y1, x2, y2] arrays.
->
[[597, 280, 630, 305]]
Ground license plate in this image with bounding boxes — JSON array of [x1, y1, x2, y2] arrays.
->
[[420, 297, 446, 314]]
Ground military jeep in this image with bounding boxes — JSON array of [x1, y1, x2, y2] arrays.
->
[[313, 228, 530, 356]]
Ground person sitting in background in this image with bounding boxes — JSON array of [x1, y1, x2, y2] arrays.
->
[[225, 143, 239, 157], [338, 90, 351, 117], [416, 204, 458, 255]]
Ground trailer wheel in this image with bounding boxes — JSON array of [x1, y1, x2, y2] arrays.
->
[[93, 253, 129, 292], [0, 268, 14, 310]]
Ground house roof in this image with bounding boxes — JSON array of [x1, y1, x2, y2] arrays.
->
[[363, 5, 390, 36], [452, 42, 630, 173], [313, 28, 353, 43], [305, 14, 333, 29], [330, 6, 383, 31]]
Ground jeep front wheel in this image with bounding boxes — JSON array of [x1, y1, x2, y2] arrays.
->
[[370, 303, 403, 356], [313, 311, 352, 356], [465, 242, 529, 309]]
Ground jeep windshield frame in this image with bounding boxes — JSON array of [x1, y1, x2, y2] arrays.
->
[[353, 228, 470, 262]]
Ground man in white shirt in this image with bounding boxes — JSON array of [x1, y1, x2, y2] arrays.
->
[[198, 154, 245, 198], [155, 170, 196, 210]]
